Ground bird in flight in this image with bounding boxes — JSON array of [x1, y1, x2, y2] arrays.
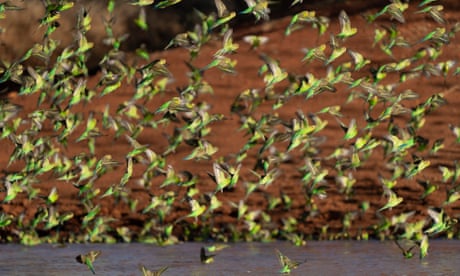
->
[[76, 250, 101, 274]]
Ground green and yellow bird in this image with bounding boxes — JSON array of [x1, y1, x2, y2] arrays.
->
[[76, 250, 101, 274], [200, 247, 216, 264]]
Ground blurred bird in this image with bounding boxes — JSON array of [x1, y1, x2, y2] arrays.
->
[[259, 54, 288, 87], [241, 0, 272, 21], [128, 0, 154, 6], [276, 249, 305, 274], [76, 250, 101, 275], [418, 234, 429, 259], [155, 0, 182, 8], [140, 264, 168, 276], [337, 10, 357, 39], [336, 117, 357, 140], [200, 247, 215, 264], [302, 44, 327, 62], [206, 244, 229, 252], [208, 161, 241, 192], [419, 0, 437, 6], [214, 0, 229, 17], [216, 29, 239, 55], [348, 50, 370, 71], [243, 35, 268, 49], [449, 124, 460, 144], [416, 4, 445, 25], [364, 1, 408, 23], [394, 239, 416, 259], [416, 179, 437, 199], [0, 101, 22, 127], [184, 140, 218, 160], [378, 186, 403, 212], [175, 197, 206, 223], [0, 1, 23, 11], [425, 208, 457, 236], [386, 1, 408, 23]]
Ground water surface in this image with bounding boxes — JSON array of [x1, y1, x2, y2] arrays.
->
[[1, 240, 459, 275]]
